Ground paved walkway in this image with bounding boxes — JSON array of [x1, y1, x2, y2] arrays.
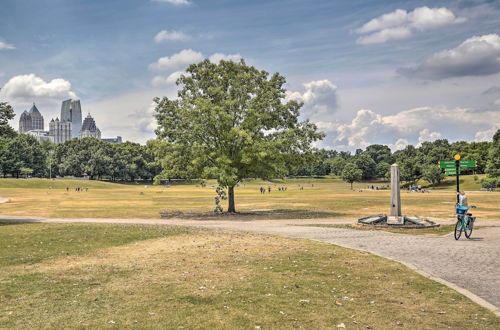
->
[[1, 215, 499, 314]]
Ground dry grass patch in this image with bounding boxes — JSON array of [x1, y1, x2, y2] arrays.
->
[[0, 224, 498, 329], [1, 177, 499, 220]]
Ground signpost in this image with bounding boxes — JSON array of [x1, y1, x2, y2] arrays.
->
[[439, 155, 476, 204]]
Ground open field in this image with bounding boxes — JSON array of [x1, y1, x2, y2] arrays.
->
[[0, 176, 499, 220], [0, 222, 498, 329]]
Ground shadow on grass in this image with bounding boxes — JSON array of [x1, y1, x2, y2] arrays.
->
[[0, 221, 39, 227], [160, 209, 347, 221]]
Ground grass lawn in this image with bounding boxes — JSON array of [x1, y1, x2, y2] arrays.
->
[[0, 222, 498, 329], [0, 176, 499, 220], [298, 224, 473, 236]]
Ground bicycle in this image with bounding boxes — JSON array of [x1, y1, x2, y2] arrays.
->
[[454, 205, 476, 240]]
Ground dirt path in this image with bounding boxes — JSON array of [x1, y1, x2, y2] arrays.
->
[[1, 215, 499, 315]]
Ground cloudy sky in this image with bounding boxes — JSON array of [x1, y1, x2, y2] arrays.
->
[[1, 0, 499, 150]]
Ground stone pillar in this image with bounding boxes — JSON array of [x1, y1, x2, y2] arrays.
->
[[388, 163, 403, 224]]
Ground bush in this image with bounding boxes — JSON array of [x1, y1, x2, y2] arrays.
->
[[481, 177, 498, 189]]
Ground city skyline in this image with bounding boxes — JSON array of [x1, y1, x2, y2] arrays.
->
[[1, 0, 499, 149]]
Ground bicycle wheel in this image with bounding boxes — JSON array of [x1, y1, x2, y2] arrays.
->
[[454, 219, 462, 240], [464, 217, 474, 239]]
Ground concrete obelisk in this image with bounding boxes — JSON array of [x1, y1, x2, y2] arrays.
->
[[388, 163, 403, 224]]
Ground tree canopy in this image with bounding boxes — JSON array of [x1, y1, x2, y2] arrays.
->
[[153, 59, 324, 212], [0, 102, 16, 139]]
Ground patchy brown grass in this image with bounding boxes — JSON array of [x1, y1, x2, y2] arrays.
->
[[0, 224, 498, 329]]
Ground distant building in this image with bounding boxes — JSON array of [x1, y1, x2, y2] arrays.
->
[[61, 99, 82, 139], [26, 129, 54, 143], [80, 113, 101, 139], [101, 136, 122, 143], [49, 118, 72, 144], [19, 103, 44, 133], [19, 111, 32, 133]]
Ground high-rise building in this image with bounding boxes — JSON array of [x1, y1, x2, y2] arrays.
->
[[19, 111, 32, 133], [60, 99, 82, 138], [49, 118, 72, 144], [80, 113, 101, 139], [18, 103, 44, 133]]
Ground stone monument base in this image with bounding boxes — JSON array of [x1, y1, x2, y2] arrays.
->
[[357, 214, 438, 228]]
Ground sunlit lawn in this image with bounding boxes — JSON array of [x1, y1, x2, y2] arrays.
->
[[0, 222, 498, 329], [0, 176, 498, 220]]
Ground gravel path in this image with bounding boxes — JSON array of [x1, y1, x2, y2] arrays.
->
[[1, 215, 499, 314]]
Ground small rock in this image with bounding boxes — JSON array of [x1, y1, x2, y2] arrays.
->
[[108, 320, 116, 324], [335, 301, 343, 306], [437, 311, 446, 315], [337, 323, 346, 328], [299, 299, 310, 303]]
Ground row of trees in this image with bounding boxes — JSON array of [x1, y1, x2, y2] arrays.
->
[[293, 137, 498, 188]]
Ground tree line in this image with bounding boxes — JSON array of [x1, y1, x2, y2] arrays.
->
[[293, 136, 500, 188]]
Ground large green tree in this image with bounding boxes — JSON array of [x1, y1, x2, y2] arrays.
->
[[153, 59, 324, 212], [0, 101, 16, 139], [486, 129, 500, 178], [341, 163, 362, 190]]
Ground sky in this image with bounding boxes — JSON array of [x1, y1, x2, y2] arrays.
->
[[1, 0, 499, 151]]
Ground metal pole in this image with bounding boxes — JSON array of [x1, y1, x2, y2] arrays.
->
[[456, 159, 460, 204]]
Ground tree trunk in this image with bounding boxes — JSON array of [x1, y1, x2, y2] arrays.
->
[[228, 185, 236, 213], [350, 182, 353, 190]]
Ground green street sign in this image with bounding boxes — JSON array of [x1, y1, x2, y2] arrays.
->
[[439, 160, 456, 168], [445, 168, 459, 176], [459, 160, 476, 168], [439, 160, 476, 169]]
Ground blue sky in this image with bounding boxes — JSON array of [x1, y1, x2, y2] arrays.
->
[[1, 0, 499, 148]]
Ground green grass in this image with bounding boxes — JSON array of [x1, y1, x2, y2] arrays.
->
[[0, 222, 193, 267], [0, 223, 498, 329], [1, 176, 499, 220]]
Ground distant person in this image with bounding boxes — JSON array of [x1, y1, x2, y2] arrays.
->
[[457, 191, 468, 207], [268, 186, 271, 193], [66, 187, 69, 192]]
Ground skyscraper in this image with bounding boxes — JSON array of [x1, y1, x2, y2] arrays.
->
[[80, 113, 101, 139], [18, 103, 44, 133], [19, 111, 32, 133], [60, 99, 82, 138], [49, 118, 72, 144]]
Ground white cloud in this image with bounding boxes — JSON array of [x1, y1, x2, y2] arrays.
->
[[474, 126, 499, 142], [0, 74, 77, 104], [154, 30, 190, 42], [409, 6, 465, 31], [149, 49, 203, 71], [325, 106, 500, 150], [392, 138, 409, 151], [286, 80, 338, 119], [149, 50, 244, 78], [356, 27, 412, 45], [417, 128, 441, 146], [356, 9, 408, 34], [208, 53, 242, 63], [355, 7, 464, 45], [0, 40, 15, 50], [151, 70, 184, 87], [495, 99, 500, 106], [399, 34, 500, 79], [152, 0, 191, 5]]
